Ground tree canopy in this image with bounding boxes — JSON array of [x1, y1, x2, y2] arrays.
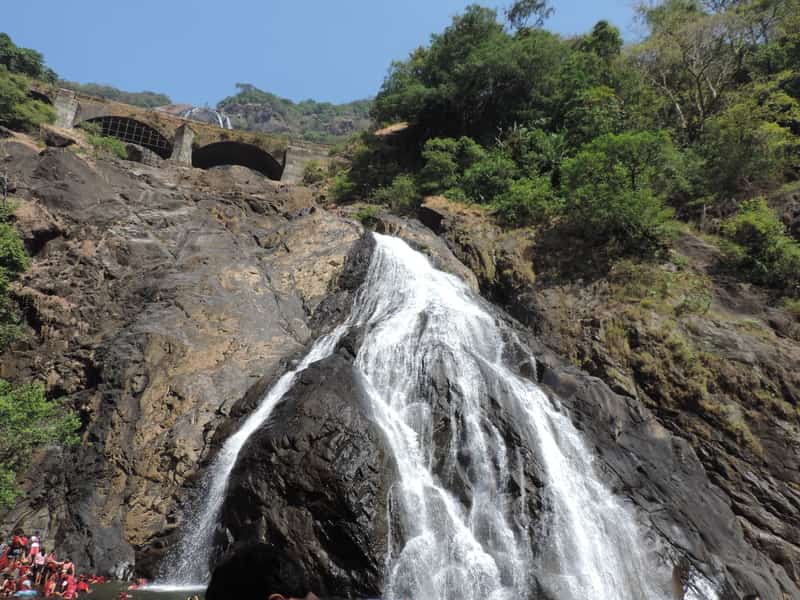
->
[[335, 0, 799, 279], [0, 33, 56, 83]]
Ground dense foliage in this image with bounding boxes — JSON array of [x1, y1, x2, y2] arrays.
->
[[0, 204, 29, 350], [0, 33, 56, 83], [722, 198, 800, 292], [0, 65, 55, 132], [0, 380, 80, 508], [332, 0, 799, 285], [218, 83, 372, 143], [59, 81, 172, 108], [0, 32, 60, 131]]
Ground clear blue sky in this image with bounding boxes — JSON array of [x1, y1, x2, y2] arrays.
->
[[4, 1, 637, 106]]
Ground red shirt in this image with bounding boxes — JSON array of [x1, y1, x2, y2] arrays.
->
[[63, 575, 78, 599]]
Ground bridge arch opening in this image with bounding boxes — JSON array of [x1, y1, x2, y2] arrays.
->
[[192, 141, 284, 180], [81, 116, 173, 158]]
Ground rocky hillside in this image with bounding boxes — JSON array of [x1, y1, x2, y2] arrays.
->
[[0, 137, 797, 599], [217, 83, 372, 144]]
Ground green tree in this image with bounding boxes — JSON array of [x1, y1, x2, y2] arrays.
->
[[497, 126, 568, 182], [505, 0, 554, 30], [562, 85, 623, 147], [721, 197, 800, 292], [462, 152, 518, 203], [0, 380, 80, 508], [702, 85, 797, 199], [418, 137, 486, 195], [492, 175, 563, 226], [373, 7, 566, 142], [373, 174, 421, 212], [0, 33, 57, 82], [632, 1, 748, 140], [562, 131, 681, 254], [579, 20, 623, 62]]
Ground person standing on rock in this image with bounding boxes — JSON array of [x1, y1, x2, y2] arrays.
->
[[61, 557, 75, 577], [65, 574, 79, 599], [27, 536, 39, 562], [31, 550, 45, 586]]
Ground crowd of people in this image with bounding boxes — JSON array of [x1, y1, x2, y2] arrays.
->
[[0, 530, 103, 598]]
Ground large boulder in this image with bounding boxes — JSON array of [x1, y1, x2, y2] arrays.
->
[[40, 124, 78, 148], [207, 351, 396, 600]]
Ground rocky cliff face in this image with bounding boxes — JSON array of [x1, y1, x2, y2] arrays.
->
[[1, 138, 798, 599], [0, 139, 362, 576]]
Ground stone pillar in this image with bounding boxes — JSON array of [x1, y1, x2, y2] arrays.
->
[[171, 123, 195, 165], [280, 143, 329, 184], [54, 89, 79, 129]]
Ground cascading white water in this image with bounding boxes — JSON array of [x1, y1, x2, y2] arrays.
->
[[179, 106, 233, 130], [161, 233, 705, 599], [161, 327, 348, 584]]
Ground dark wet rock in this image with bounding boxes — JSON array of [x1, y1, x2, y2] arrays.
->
[[208, 352, 395, 600], [540, 364, 798, 599]]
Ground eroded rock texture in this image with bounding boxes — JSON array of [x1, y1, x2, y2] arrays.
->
[[0, 141, 362, 576]]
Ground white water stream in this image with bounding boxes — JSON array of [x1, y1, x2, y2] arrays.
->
[[179, 106, 233, 130], [161, 233, 711, 599]]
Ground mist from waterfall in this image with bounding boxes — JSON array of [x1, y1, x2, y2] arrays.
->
[[160, 233, 715, 599]]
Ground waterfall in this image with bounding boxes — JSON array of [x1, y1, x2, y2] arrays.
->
[[159, 328, 348, 585], [161, 233, 710, 599], [179, 106, 233, 130]]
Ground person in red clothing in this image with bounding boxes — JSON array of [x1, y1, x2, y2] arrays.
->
[[17, 534, 28, 560], [43, 575, 57, 597], [76, 576, 90, 595], [1, 574, 16, 597], [62, 574, 78, 600]]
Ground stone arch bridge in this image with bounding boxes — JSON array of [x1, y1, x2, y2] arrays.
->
[[33, 87, 328, 182]]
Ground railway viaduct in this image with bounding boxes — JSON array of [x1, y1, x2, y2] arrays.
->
[[31, 87, 328, 182]]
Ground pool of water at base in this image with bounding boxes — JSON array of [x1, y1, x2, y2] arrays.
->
[[82, 582, 205, 600]]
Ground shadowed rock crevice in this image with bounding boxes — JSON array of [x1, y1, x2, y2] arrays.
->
[[193, 141, 285, 180]]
